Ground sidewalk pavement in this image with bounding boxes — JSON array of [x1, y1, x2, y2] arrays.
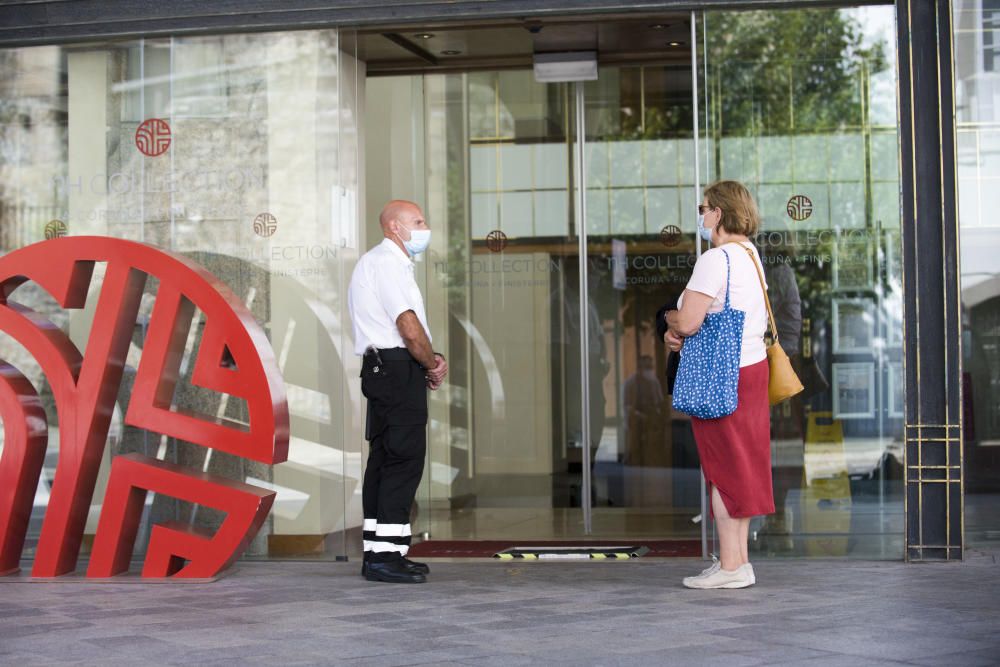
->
[[1, 552, 999, 666]]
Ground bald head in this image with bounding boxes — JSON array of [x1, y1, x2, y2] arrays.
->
[[380, 200, 423, 237], [380, 200, 428, 257]]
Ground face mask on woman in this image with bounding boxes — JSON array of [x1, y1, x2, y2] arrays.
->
[[698, 213, 714, 242]]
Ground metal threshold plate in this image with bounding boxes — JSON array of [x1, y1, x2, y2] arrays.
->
[[494, 546, 649, 560]]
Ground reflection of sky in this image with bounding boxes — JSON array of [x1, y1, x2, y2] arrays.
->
[[847, 6, 898, 128]]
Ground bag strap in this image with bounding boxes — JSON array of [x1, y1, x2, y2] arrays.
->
[[720, 248, 732, 309], [735, 242, 779, 344]]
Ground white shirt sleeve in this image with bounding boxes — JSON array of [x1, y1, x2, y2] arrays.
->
[[375, 260, 417, 324], [684, 248, 728, 301]]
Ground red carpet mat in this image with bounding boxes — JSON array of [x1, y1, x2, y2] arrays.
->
[[407, 539, 702, 558]]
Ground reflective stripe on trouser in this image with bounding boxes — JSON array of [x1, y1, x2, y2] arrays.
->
[[362, 423, 426, 561], [362, 522, 413, 555]]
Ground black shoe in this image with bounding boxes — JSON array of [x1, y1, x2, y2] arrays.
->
[[361, 555, 427, 576], [365, 559, 426, 584], [402, 557, 429, 575], [360, 552, 372, 577]]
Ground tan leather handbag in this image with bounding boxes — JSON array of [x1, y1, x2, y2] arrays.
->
[[739, 244, 804, 405]]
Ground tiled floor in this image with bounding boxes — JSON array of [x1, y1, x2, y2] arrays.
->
[[1, 552, 999, 666]]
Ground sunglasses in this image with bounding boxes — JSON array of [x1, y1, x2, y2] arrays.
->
[[697, 204, 715, 215]]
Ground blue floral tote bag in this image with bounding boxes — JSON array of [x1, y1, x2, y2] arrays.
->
[[671, 249, 745, 419]]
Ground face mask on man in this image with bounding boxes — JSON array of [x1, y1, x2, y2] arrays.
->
[[399, 226, 431, 256]]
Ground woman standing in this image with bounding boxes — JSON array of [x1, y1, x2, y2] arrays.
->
[[665, 180, 773, 589]]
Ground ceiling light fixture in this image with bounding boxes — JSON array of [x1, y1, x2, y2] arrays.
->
[[413, 33, 434, 39], [441, 49, 462, 56], [668, 41, 683, 47]]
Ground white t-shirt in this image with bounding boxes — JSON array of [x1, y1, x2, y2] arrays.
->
[[678, 242, 768, 367], [348, 238, 432, 355]]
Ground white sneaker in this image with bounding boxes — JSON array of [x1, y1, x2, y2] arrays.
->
[[683, 562, 754, 589], [692, 556, 720, 579], [684, 558, 755, 583]]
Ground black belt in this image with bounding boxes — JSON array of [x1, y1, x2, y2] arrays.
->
[[365, 347, 415, 362]]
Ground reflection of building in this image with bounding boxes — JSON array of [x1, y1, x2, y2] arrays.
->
[[0, 0, 989, 564], [955, 0, 1000, 551]]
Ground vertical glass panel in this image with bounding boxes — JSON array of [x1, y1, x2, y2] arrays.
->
[[703, 5, 903, 559], [610, 189, 645, 235], [829, 133, 866, 181], [720, 137, 757, 184], [534, 191, 569, 237], [954, 0, 1000, 549], [586, 141, 610, 188], [646, 140, 679, 186], [793, 135, 829, 181], [956, 130, 980, 228], [584, 62, 703, 546], [411, 71, 585, 542], [500, 191, 533, 237], [587, 189, 611, 235], [759, 136, 794, 183], [534, 143, 569, 190], [468, 72, 499, 139], [0, 29, 361, 567], [499, 144, 533, 192], [471, 192, 499, 238], [470, 145, 498, 192], [610, 141, 644, 188], [647, 187, 681, 235]]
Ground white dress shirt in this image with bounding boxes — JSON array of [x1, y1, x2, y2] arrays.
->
[[348, 237, 432, 355]]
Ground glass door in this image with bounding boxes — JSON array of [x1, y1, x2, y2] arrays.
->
[[416, 66, 694, 543], [415, 71, 589, 540], [407, 4, 905, 557], [416, 60, 706, 544], [697, 5, 904, 558], [581, 62, 706, 544]]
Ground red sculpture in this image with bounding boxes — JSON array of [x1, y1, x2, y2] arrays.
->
[[0, 237, 289, 578], [0, 364, 48, 576]]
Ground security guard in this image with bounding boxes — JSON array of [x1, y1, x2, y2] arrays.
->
[[348, 200, 448, 584]]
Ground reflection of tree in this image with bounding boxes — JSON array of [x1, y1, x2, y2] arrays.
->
[[708, 10, 888, 135], [609, 10, 888, 141], [605, 8, 890, 331], [711, 11, 886, 363]]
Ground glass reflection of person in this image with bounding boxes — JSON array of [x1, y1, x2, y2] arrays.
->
[[554, 270, 609, 502], [765, 260, 802, 359], [761, 250, 803, 549], [623, 355, 665, 466], [764, 255, 803, 435]]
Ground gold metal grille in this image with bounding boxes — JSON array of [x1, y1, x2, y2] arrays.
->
[[905, 423, 963, 561]]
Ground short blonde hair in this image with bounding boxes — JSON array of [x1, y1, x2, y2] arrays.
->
[[704, 180, 761, 237]]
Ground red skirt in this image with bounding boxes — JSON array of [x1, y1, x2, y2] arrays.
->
[[691, 359, 774, 519]]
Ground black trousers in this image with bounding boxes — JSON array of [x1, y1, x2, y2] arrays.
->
[[360, 348, 428, 562]]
